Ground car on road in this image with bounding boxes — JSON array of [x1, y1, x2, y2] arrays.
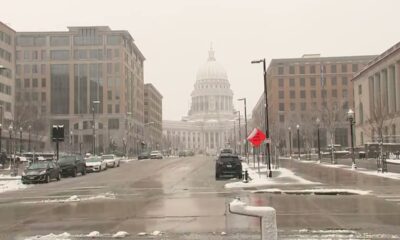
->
[[85, 156, 107, 172], [22, 161, 61, 184], [101, 154, 120, 168], [58, 155, 86, 177], [150, 151, 163, 159], [215, 153, 242, 180], [138, 151, 151, 160]]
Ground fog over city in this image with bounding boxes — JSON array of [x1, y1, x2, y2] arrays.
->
[[3, 0, 400, 120]]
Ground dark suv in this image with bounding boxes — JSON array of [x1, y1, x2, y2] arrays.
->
[[58, 155, 86, 177], [215, 154, 242, 179]]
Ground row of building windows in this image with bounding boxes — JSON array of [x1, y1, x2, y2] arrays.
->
[[0, 82, 12, 95], [17, 48, 122, 62], [277, 63, 359, 75], [16, 78, 46, 88], [16, 92, 46, 102], [16, 35, 123, 47], [279, 89, 348, 99], [0, 47, 12, 62], [0, 31, 12, 45], [16, 64, 46, 75], [278, 101, 349, 112], [0, 101, 12, 112], [278, 76, 349, 87]]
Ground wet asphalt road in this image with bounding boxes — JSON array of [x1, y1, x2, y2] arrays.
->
[[0, 155, 400, 239]]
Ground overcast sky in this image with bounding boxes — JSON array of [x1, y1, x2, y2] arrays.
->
[[3, 0, 400, 120]]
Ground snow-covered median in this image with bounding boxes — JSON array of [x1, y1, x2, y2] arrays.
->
[[0, 178, 29, 193], [21, 192, 116, 204], [252, 188, 371, 195], [225, 162, 319, 189]]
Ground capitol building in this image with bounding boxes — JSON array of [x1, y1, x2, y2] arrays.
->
[[163, 47, 236, 155]]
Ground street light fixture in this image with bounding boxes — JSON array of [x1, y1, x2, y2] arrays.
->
[[251, 58, 272, 177], [92, 100, 100, 155], [238, 98, 248, 162], [288, 127, 292, 159], [297, 124, 300, 160], [316, 118, 321, 163], [347, 109, 356, 169]]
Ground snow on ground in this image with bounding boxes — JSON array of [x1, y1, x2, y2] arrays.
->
[[21, 192, 116, 204], [289, 157, 400, 180], [252, 188, 371, 195], [0, 179, 29, 193], [119, 158, 137, 163], [24, 231, 131, 239], [225, 162, 320, 189], [0, 174, 21, 179]]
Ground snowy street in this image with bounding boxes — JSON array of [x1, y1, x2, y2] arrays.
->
[[0, 155, 400, 239]]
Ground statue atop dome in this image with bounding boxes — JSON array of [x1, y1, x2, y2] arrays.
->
[[208, 43, 216, 61]]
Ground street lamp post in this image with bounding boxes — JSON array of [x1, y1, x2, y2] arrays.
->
[[251, 58, 272, 177], [28, 125, 31, 152], [92, 100, 100, 155], [233, 119, 237, 154], [297, 124, 300, 160], [0, 124, 2, 154], [235, 111, 241, 155], [19, 127, 22, 155], [8, 125, 12, 156], [347, 109, 356, 169], [316, 118, 321, 163], [238, 98, 248, 163], [70, 130, 73, 154], [288, 127, 292, 158]]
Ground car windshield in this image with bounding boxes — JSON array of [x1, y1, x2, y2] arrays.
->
[[28, 162, 48, 170], [58, 156, 75, 163], [101, 155, 114, 160], [86, 157, 101, 163]]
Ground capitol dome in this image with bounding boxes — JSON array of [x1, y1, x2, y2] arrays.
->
[[196, 49, 228, 81]]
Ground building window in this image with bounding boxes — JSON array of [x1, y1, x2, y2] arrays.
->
[[300, 66, 305, 74], [24, 78, 30, 88], [310, 77, 316, 86], [107, 104, 112, 113], [290, 90, 296, 99], [108, 118, 120, 129], [279, 103, 284, 111], [332, 89, 337, 97], [289, 65, 295, 74], [311, 90, 316, 98], [300, 78, 305, 87], [341, 64, 347, 73], [24, 64, 31, 74], [352, 64, 359, 72], [342, 89, 348, 98], [51, 64, 70, 114], [289, 78, 295, 87], [392, 124, 396, 136], [331, 64, 337, 73], [41, 64, 46, 74], [278, 78, 284, 87], [107, 90, 112, 100], [331, 77, 337, 85], [50, 50, 70, 60], [342, 77, 348, 85], [290, 102, 296, 111], [279, 91, 284, 99], [32, 64, 38, 74], [300, 90, 306, 98], [279, 114, 285, 123], [32, 51, 38, 60], [32, 78, 38, 88], [358, 85, 362, 95], [41, 92, 46, 101], [278, 66, 284, 75], [359, 103, 363, 124], [106, 35, 121, 45], [24, 50, 30, 60], [41, 78, 46, 87], [321, 89, 327, 98], [32, 92, 38, 101], [301, 102, 306, 111], [310, 65, 316, 74], [115, 104, 120, 113], [16, 79, 21, 89], [311, 102, 317, 110], [50, 36, 70, 46], [106, 49, 112, 60]]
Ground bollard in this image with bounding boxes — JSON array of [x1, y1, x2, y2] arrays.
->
[[243, 170, 249, 183], [229, 198, 277, 240]]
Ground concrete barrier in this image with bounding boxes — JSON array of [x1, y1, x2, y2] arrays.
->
[[229, 198, 277, 240]]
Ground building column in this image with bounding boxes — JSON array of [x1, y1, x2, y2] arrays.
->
[[374, 73, 381, 110], [388, 65, 396, 113], [381, 69, 388, 113], [396, 62, 400, 112]]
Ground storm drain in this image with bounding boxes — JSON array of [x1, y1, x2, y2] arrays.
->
[[252, 189, 370, 196]]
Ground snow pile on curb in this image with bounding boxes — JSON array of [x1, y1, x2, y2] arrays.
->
[[0, 179, 29, 193], [252, 188, 371, 195], [0, 174, 21, 179], [24, 231, 131, 239], [22, 192, 116, 204], [136, 230, 163, 236], [225, 162, 319, 189]]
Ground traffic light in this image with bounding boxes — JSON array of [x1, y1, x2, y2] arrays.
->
[[52, 125, 64, 142]]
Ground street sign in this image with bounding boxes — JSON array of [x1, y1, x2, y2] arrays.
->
[[247, 128, 266, 147]]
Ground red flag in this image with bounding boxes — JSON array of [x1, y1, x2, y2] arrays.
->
[[247, 128, 266, 147]]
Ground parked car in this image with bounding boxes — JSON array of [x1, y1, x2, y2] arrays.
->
[[85, 156, 107, 172], [138, 151, 151, 160], [150, 151, 163, 159], [178, 151, 187, 157], [58, 155, 86, 177], [215, 153, 242, 180], [22, 161, 61, 184], [101, 154, 120, 168]]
